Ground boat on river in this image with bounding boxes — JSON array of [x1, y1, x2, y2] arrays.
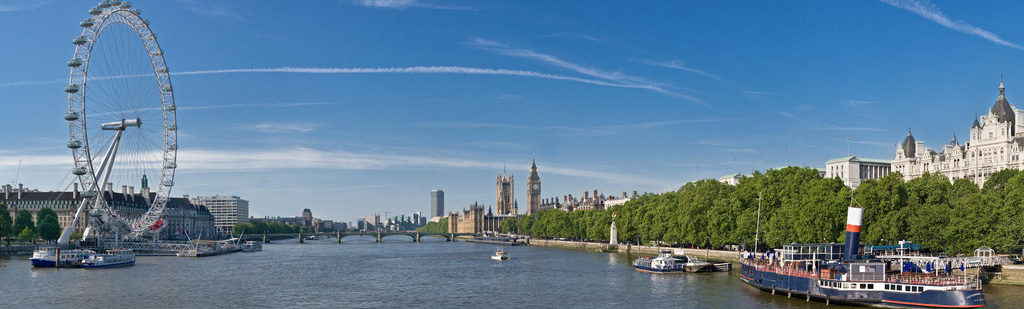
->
[[491, 247, 509, 260], [740, 206, 986, 308], [82, 248, 135, 268], [241, 241, 262, 252], [633, 250, 730, 273], [30, 248, 94, 268]]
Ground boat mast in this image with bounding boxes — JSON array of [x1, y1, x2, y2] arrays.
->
[[754, 191, 762, 255]]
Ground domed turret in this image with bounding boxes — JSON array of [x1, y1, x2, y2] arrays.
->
[[991, 78, 1015, 126], [901, 128, 916, 158]]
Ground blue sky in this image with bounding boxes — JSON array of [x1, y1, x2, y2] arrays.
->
[[1, 0, 1023, 224]]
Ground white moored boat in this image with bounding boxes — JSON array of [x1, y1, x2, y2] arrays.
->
[[241, 241, 262, 252], [82, 248, 135, 268], [30, 248, 94, 268]]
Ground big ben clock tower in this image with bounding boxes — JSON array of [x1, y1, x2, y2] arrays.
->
[[527, 156, 541, 215]]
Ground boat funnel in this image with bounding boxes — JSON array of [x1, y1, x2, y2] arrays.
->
[[843, 207, 863, 260]]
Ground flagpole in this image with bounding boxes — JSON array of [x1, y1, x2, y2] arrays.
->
[[847, 134, 851, 156]]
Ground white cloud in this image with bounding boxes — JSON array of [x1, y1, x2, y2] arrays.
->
[[640, 59, 725, 82], [238, 123, 318, 133], [174, 66, 662, 93], [0, 1, 49, 12], [470, 38, 704, 104], [350, 0, 473, 10], [174, 0, 243, 21], [2, 66, 675, 97], [414, 119, 713, 136], [824, 125, 886, 132], [172, 147, 666, 185], [844, 99, 875, 106], [879, 0, 1024, 50]]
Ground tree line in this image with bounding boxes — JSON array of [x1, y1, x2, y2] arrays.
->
[[0, 203, 63, 243], [416, 218, 448, 234], [499, 166, 1024, 254], [232, 221, 320, 235]]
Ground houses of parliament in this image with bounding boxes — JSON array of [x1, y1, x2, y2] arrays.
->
[[448, 158, 541, 233]]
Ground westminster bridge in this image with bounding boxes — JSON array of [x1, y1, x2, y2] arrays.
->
[[246, 231, 481, 243]]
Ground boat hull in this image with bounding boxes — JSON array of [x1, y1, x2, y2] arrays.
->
[[740, 263, 986, 308], [30, 258, 83, 268], [83, 260, 135, 268], [633, 265, 687, 273]]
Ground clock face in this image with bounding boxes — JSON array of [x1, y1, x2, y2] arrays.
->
[[532, 184, 539, 190]]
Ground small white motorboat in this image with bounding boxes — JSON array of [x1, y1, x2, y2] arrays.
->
[[491, 247, 509, 261]]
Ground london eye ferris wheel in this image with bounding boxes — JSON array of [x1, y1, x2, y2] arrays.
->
[[59, 1, 178, 244]]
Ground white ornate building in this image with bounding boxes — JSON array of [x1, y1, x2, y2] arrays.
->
[[824, 156, 892, 189], [892, 80, 1024, 185]]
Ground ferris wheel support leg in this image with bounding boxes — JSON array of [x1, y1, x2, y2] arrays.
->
[[57, 129, 125, 246], [95, 129, 125, 199]]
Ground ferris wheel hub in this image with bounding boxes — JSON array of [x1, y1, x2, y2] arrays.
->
[[101, 118, 141, 130]]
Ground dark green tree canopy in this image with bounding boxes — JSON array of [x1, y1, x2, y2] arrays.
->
[[501, 166, 1024, 254], [14, 209, 34, 234], [0, 203, 13, 239], [38, 215, 61, 241]]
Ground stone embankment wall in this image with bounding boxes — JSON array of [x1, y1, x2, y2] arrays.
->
[[528, 238, 741, 263], [0, 245, 35, 255], [989, 265, 1024, 285]]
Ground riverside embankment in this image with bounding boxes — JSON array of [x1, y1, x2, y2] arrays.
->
[[0, 245, 35, 255], [527, 238, 741, 262], [528, 238, 1024, 286]]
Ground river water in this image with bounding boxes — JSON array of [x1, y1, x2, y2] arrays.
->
[[2, 237, 1022, 308]]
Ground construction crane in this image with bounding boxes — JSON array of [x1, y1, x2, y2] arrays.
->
[[11, 159, 21, 186]]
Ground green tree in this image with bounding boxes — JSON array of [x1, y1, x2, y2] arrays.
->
[[13, 209, 34, 235], [36, 207, 57, 234], [0, 203, 12, 240], [18, 226, 34, 243], [37, 215, 61, 242], [417, 218, 448, 234], [499, 217, 516, 234], [233, 223, 255, 235]]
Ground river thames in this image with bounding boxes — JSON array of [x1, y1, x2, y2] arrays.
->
[[2, 238, 1023, 308]]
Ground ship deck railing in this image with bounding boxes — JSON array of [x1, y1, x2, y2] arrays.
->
[[742, 258, 982, 290]]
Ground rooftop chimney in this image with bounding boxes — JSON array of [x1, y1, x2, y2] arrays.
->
[[74, 183, 79, 199], [18, 183, 23, 199], [122, 185, 128, 200], [622, 191, 627, 198], [128, 186, 134, 196], [3, 184, 8, 199], [593, 190, 598, 200]]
